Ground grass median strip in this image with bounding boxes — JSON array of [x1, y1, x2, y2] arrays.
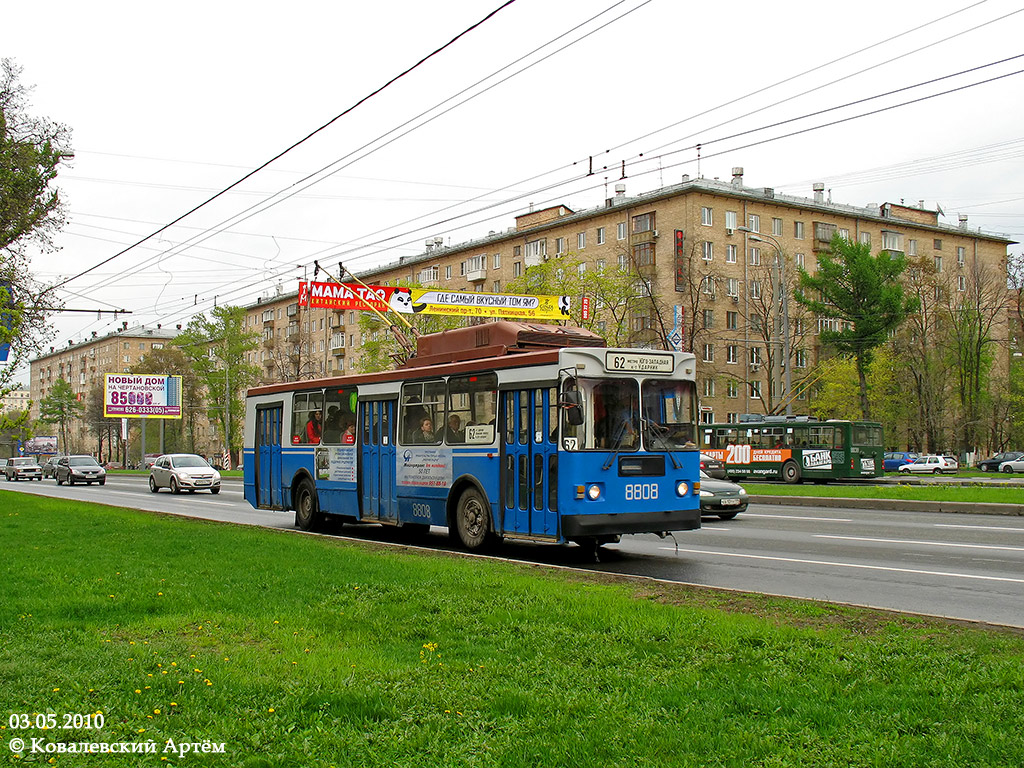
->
[[744, 481, 1024, 505], [2, 490, 1023, 766]]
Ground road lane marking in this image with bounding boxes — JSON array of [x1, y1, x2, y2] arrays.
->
[[814, 534, 1024, 553], [744, 512, 853, 522], [657, 547, 1024, 584], [935, 523, 1024, 533]]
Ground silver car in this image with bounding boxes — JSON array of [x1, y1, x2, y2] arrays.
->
[[149, 454, 222, 494], [5, 456, 43, 481]]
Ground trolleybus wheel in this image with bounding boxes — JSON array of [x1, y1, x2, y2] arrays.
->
[[454, 487, 491, 550], [781, 460, 801, 484], [294, 479, 323, 532]]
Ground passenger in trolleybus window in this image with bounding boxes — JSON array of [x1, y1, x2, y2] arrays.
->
[[409, 417, 436, 444], [305, 410, 322, 444]]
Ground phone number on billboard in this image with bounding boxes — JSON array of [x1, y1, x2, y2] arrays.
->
[[109, 406, 179, 415]]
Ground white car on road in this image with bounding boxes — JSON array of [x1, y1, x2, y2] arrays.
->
[[898, 454, 958, 475]]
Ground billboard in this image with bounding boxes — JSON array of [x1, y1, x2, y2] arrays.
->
[[298, 281, 571, 320], [104, 374, 182, 419], [24, 436, 57, 454]]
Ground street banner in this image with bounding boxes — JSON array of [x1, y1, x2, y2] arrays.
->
[[104, 374, 182, 419], [24, 436, 57, 454], [298, 281, 570, 320]]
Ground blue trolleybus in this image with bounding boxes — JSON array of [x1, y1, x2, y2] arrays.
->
[[243, 321, 702, 551]]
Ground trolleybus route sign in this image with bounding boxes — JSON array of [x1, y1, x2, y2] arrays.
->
[[604, 352, 674, 373]]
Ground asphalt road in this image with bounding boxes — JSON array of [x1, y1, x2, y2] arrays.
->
[[5, 474, 1023, 629]]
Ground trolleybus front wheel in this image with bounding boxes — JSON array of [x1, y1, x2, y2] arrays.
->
[[454, 487, 491, 550], [294, 479, 324, 532], [781, 460, 801, 484]]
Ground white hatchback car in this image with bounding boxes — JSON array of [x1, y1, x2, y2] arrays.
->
[[898, 454, 959, 474], [149, 454, 222, 494]]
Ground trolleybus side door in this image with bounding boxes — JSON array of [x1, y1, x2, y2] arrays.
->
[[501, 388, 558, 538], [361, 399, 397, 522], [256, 403, 283, 509]]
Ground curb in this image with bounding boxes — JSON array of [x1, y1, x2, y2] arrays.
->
[[752, 495, 1024, 516]]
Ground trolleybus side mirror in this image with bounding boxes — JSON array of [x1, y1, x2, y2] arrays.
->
[[560, 391, 584, 426]]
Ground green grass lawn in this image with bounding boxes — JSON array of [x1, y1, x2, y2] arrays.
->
[[2, 491, 1023, 767], [743, 481, 1024, 504]]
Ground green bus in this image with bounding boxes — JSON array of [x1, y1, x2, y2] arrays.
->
[[699, 415, 884, 484]]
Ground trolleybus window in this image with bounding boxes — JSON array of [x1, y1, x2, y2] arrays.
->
[[322, 387, 357, 444], [559, 378, 639, 451], [446, 373, 497, 444], [642, 380, 696, 450], [401, 380, 444, 445], [291, 391, 324, 445]]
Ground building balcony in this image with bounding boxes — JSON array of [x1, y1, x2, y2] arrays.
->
[[466, 268, 487, 283]]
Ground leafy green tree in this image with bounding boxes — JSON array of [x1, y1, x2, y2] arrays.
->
[[0, 59, 72, 401], [174, 306, 259, 466], [793, 234, 918, 420], [39, 378, 83, 453]]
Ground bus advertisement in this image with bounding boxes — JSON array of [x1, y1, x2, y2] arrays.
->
[[699, 415, 884, 483], [243, 322, 703, 552]]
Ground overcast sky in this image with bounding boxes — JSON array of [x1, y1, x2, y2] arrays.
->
[[5, 0, 1024, 382]]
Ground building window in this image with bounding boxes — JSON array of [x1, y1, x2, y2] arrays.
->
[[513, 245, 522, 257], [726, 244, 737, 264], [747, 214, 760, 233], [772, 217, 783, 236], [701, 276, 715, 297], [749, 247, 761, 266], [750, 381, 762, 400], [794, 221, 805, 239], [749, 280, 761, 299], [633, 243, 655, 266], [493, 280, 501, 292], [418, 266, 439, 283], [957, 246, 966, 266], [934, 255, 943, 273], [859, 232, 871, 246], [702, 241, 713, 262], [493, 253, 501, 268], [513, 262, 522, 277], [700, 411, 715, 425], [726, 345, 738, 364], [703, 378, 715, 397], [632, 212, 655, 233], [934, 239, 943, 250], [749, 347, 762, 366], [794, 349, 807, 369], [702, 309, 714, 329], [577, 232, 586, 249], [727, 380, 739, 398], [795, 252, 805, 269], [556, 237, 565, 255], [838, 228, 850, 241], [618, 253, 629, 270], [702, 344, 714, 363], [596, 259, 606, 272], [445, 265, 452, 280], [881, 231, 903, 252], [524, 240, 545, 262], [596, 227, 605, 245], [701, 207, 713, 226], [578, 263, 586, 277], [726, 311, 738, 330], [727, 278, 739, 297], [908, 239, 917, 256], [617, 222, 627, 240]]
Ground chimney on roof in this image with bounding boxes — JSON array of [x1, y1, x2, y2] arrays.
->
[[813, 182, 825, 204], [424, 239, 434, 252], [681, 174, 690, 183], [156, 323, 161, 329], [122, 321, 128, 330], [731, 167, 744, 188], [614, 183, 626, 197], [176, 324, 182, 330], [919, 200, 925, 209], [92, 331, 97, 338], [959, 214, 969, 229]]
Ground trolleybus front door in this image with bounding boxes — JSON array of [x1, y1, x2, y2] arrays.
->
[[361, 400, 397, 522], [501, 388, 558, 538], [256, 404, 283, 509]]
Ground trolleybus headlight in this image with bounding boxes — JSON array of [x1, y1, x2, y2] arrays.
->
[[587, 484, 601, 501], [676, 481, 690, 497]]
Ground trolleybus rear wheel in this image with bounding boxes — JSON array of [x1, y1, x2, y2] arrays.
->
[[781, 460, 801, 484], [294, 479, 323, 532], [454, 487, 491, 550]]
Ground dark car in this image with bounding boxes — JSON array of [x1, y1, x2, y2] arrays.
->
[[4, 456, 43, 481], [41, 456, 62, 478], [977, 451, 1023, 472], [54, 455, 107, 486], [699, 452, 727, 479], [699, 470, 748, 520], [883, 451, 919, 472]]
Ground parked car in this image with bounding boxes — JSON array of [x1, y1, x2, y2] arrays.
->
[[699, 452, 727, 479], [142, 454, 161, 470], [4, 456, 43, 481], [149, 454, 221, 494], [997, 456, 1024, 473], [883, 451, 919, 472], [977, 451, 1024, 472], [698, 470, 748, 520], [898, 454, 958, 475], [54, 455, 107, 486], [41, 456, 62, 478]]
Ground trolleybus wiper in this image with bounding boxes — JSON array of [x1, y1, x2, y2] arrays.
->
[[641, 418, 681, 469]]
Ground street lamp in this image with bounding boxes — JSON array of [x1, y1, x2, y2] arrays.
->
[[736, 227, 792, 415]]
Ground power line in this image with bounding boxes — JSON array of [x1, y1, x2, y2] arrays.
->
[[51, 0, 520, 290]]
